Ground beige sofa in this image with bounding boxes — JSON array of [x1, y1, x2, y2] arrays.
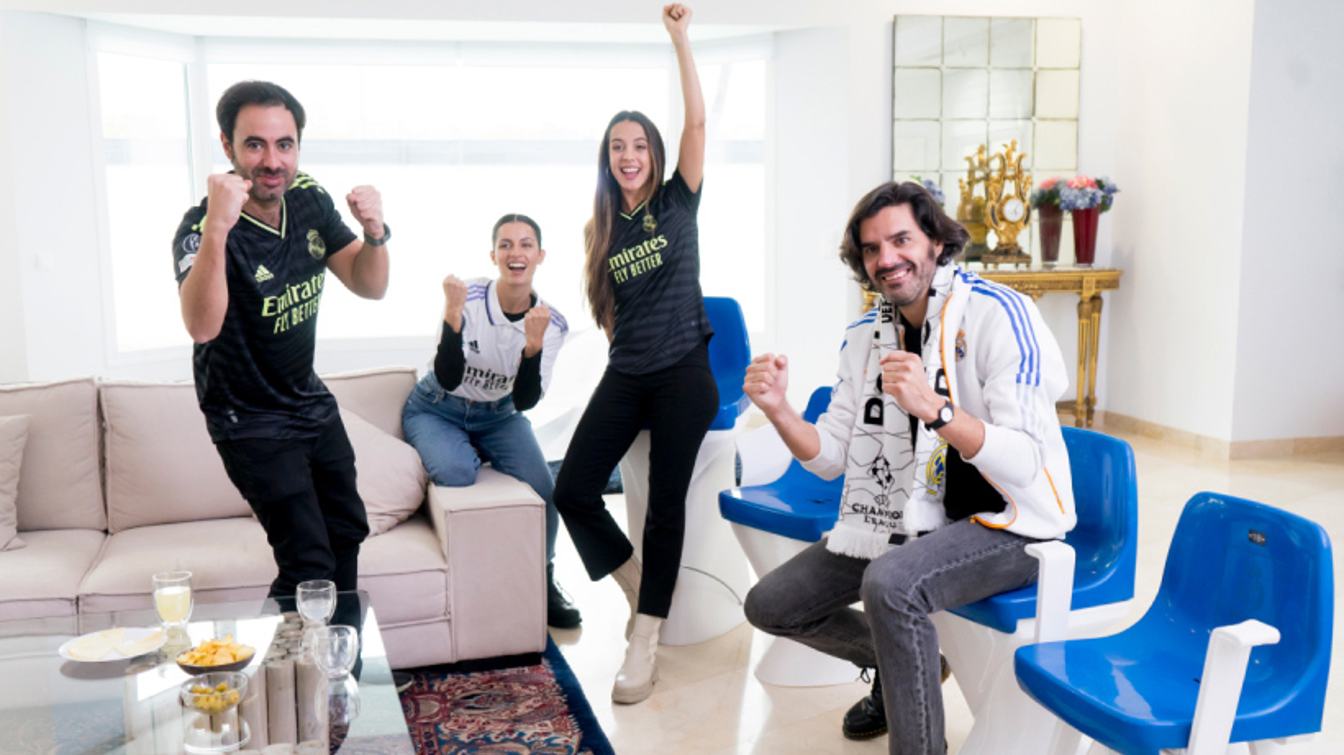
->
[[0, 367, 546, 669]]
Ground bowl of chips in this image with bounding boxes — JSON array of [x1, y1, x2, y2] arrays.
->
[[179, 671, 248, 714], [176, 635, 255, 674]]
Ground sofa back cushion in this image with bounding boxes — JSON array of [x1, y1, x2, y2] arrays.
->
[[324, 367, 417, 439], [0, 378, 105, 531], [100, 381, 250, 532], [0, 414, 29, 549]]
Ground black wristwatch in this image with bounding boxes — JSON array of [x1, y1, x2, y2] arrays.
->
[[364, 223, 391, 246], [926, 399, 955, 431]]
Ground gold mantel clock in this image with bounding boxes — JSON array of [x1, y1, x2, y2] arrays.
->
[[983, 139, 1032, 267]]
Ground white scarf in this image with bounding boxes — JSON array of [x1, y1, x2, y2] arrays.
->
[[826, 265, 970, 560]]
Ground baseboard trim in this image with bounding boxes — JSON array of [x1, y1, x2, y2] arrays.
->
[[1097, 411, 1344, 460]]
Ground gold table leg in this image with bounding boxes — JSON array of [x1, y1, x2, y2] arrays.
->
[[1085, 294, 1103, 428], [1074, 297, 1091, 427]]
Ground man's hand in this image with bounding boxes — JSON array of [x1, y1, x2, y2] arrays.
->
[[442, 275, 467, 331], [879, 351, 942, 422], [744, 353, 789, 416], [523, 304, 550, 357], [662, 3, 692, 39], [204, 174, 251, 235], [346, 185, 384, 239]]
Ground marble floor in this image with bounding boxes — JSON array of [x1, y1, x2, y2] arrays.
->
[[548, 427, 1344, 754]]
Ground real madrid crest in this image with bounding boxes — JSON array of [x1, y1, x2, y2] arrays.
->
[[642, 212, 658, 234], [306, 229, 326, 260], [955, 329, 967, 361], [924, 440, 948, 495]]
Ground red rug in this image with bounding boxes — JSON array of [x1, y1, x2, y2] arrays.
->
[[399, 638, 613, 754]]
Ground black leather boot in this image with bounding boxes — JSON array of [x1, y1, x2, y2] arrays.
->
[[842, 670, 887, 740], [546, 563, 582, 629]]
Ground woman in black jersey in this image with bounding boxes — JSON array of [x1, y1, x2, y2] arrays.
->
[[553, 3, 716, 705]]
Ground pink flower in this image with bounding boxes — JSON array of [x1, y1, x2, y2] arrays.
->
[[1040, 177, 1059, 189], [1067, 175, 1098, 189]]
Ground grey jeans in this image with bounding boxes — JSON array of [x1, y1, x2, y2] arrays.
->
[[743, 519, 1040, 755]]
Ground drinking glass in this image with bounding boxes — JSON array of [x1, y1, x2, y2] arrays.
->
[[296, 579, 336, 626], [152, 570, 193, 629], [311, 625, 359, 680]]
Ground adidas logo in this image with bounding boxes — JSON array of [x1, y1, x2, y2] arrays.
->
[[254, 265, 274, 283]]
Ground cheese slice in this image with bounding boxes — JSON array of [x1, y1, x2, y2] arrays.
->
[[115, 628, 164, 657], [67, 628, 126, 661]]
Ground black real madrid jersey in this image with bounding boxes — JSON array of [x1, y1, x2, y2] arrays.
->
[[606, 170, 713, 375], [171, 172, 358, 442]]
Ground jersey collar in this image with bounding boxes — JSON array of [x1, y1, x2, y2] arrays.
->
[[238, 197, 288, 238]]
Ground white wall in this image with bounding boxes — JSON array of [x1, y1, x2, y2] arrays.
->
[[1104, 0, 1256, 441], [1230, 0, 1344, 442], [0, 12, 109, 383]]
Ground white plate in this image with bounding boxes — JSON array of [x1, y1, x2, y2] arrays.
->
[[58, 627, 167, 663]]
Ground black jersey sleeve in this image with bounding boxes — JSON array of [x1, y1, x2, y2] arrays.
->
[[511, 349, 543, 411], [309, 180, 359, 257], [433, 319, 467, 391], [171, 203, 208, 284], [663, 170, 702, 215]]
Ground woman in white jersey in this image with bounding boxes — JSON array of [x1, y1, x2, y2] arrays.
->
[[401, 214, 579, 628]]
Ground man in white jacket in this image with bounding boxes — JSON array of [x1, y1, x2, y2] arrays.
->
[[742, 181, 1076, 755]]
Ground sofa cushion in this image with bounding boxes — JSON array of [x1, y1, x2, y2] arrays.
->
[[100, 381, 251, 533], [0, 378, 104, 531], [340, 408, 427, 536], [0, 415, 28, 550], [78, 517, 273, 614], [0, 529, 105, 621], [325, 367, 417, 439], [79, 516, 448, 627]]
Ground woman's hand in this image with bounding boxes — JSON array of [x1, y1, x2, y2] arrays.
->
[[662, 4, 692, 39]]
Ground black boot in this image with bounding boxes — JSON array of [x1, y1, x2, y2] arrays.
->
[[546, 563, 582, 629], [842, 656, 951, 742], [842, 670, 887, 740]]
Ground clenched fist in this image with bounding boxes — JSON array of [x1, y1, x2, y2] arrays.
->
[[744, 352, 789, 415], [878, 351, 940, 422], [662, 3, 692, 37], [346, 185, 384, 238], [442, 275, 467, 332], [204, 173, 252, 235], [523, 304, 550, 357]]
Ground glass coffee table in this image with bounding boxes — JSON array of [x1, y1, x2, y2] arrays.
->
[[0, 591, 413, 753]]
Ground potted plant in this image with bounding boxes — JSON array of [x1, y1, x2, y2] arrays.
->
[[1058, 176, 1119, 266]]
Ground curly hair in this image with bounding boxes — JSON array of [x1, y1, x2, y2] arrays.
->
[[838, 181, 969, 291]]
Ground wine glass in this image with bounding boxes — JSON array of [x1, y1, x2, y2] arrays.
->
[[152, 570, 193, 629], [295, 579, 336, 626], [311, 625, 359, 680]]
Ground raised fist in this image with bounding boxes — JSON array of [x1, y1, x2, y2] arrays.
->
[[744, 352, 789, 415], [662, 4, 692, 37], [524, 304, 550, 354], [442, 275, 467, 330], [346, 185, 384, 238], [204, 173, 252, 234]]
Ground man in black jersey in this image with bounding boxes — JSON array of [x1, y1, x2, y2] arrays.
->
[[172, 81, 391, 605]]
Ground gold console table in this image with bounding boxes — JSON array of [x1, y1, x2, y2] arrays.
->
[[980, 267, 1122, 428]]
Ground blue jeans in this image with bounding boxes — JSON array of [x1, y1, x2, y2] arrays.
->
[[401, 373, 558, 563]]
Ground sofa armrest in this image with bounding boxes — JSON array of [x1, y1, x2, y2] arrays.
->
[[427, 467, 547, 660]]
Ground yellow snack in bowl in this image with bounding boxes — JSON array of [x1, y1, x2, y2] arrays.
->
[[177, 635, 254, 667]]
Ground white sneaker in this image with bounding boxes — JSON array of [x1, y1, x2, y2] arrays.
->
[[612, 615, 661, 704]]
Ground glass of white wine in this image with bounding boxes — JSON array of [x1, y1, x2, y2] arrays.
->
[[152, 570, 193, 629]]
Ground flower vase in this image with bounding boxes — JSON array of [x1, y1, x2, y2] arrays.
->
[[1037, 206, 1063, 267], [1071, 206, 1100, 266]]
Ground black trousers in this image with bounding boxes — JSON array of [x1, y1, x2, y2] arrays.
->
[[216, 414, 369, 601], [554, 343, 718, 618]]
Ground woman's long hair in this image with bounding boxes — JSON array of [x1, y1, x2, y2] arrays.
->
[[583, 111, 666, 332]]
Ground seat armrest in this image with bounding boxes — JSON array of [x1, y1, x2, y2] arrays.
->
[[1025, 540, 1075, 643], [426, 469, 547, 660], [1187, 619, 1281, 755]]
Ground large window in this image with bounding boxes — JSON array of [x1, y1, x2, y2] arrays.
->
[[94, 33, 768, 353]]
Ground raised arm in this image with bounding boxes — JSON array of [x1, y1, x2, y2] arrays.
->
[[325, 185, 390, 300], [663, 4, 704, 192], [179, 174, 249, 343]]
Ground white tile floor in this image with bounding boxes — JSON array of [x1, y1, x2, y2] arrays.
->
[[548, 428, 1344, 754]]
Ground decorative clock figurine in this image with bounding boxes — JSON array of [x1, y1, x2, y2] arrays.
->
[[983, 139, 1032, 267], [956, 145, 991, 263]]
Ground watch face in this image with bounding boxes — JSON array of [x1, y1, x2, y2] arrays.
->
[[939, 405, 955, 423], [1002, 197, 1026, 223]]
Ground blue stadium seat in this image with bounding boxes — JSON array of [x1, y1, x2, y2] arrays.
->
[[704, 296, 752, 431]]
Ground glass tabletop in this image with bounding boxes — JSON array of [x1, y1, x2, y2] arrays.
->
[[0, 591, 413, 754]]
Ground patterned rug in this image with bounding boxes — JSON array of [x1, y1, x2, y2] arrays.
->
[[399, 637, 614, 754]]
